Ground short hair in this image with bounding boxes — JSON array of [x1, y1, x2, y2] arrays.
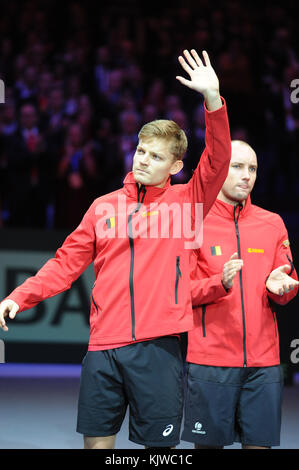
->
[[231, 140, 255, 152], [138, 119, 187, 161]]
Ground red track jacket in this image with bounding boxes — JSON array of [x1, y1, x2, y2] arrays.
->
[[6, 101, 231, 348], [188, 197, 298, 367]]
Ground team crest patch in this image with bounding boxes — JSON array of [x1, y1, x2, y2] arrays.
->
[[211, 246, 222, 256], [283, 240, 290, 248]]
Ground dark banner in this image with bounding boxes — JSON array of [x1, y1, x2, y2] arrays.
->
[[0, 229, 298, 380]]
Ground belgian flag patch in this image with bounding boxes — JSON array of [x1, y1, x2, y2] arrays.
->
[[211, 246, 222, 256], [106, 217, 115, 229]]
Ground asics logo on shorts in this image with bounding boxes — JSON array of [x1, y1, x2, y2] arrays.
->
[[162, 424, 174, 437]]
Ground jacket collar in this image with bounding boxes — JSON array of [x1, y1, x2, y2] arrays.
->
[[210, 195, 252, 220], [123, 171, 171, 203]]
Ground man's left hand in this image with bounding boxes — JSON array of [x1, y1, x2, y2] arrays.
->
[[176, 49, 222, 111], [266, 264, 299, 295]]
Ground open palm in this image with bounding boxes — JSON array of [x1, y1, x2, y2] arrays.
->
[[176, 49, 219, 95], [266, 264, 299, 295]]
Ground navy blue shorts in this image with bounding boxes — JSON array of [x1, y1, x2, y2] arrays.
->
[[76, 336, 184, 447], [181, 364, 284, 447]]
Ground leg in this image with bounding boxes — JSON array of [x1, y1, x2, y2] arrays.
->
[[84, 435, 116, 449], [119, 337, 184, 448], [242, 444, 270, 450], [76, 351, 127, 445], [195, 444, 223, 449], [237, 366, 284, 449], [145, 446, 175, 449], [181, 364, 241, 448]]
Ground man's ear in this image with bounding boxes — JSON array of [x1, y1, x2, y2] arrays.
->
[[170, 159, 184, 176]]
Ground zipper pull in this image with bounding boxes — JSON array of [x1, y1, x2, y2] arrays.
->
[[176, 256, 182, 276]]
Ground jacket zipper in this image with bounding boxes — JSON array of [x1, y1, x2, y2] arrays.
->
[[272, 311, 277, 337], [268, 296, 278, 338], [234, 204, 247, 367], [128, 184, 146, 341], [91, 293, 99, 316], [175, 256, 182, 304], [202, 305, 206, 337], [286, 254, 294, 276]]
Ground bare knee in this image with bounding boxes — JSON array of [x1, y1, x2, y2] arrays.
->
[[242, 444, 270, 449], [195, 444, 223, 449], [145, 446, 176, 449], [84, 435, 116, 449]]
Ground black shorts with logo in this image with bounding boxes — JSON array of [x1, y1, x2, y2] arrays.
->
[[181, 363, 284, 447], [76, 336, 184, 447]]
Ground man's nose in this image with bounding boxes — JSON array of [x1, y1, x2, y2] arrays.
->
[[140, 153, 150, 165], [242, 169, 250, 180]]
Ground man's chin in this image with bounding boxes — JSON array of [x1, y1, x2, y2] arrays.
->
[[133, 171, 150, 184], [234, 191, 248, 203]]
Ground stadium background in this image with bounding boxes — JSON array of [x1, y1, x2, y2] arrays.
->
[[0, 0, 298, 383]]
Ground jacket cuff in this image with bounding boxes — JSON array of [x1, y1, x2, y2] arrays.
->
[[221, 279, 232, 294], [216, 272, 232, 296], [204, 96, 226, 114]]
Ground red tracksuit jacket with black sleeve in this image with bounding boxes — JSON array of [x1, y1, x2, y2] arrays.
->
[[5, 101, 231, 349], [188, 197, 298, 367]]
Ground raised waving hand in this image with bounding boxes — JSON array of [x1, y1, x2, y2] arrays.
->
[[176, 49, 222, 111]]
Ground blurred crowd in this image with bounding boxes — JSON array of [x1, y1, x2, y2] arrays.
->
[[0, 0, 298, 231]]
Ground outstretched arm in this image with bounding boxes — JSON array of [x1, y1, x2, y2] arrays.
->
[[177, 49, 231, 221], [0, 201, 97, 327]]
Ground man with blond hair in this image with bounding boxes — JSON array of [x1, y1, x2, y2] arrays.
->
[[182, 140, 299, 449], [0, 50, 231, 449]]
